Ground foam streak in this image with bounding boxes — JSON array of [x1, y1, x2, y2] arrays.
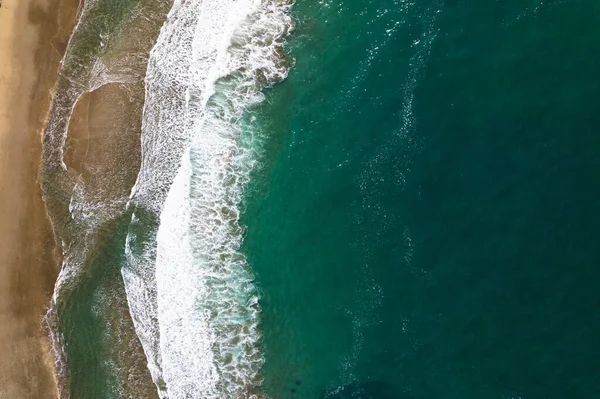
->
[[123, 1, 293, 397]]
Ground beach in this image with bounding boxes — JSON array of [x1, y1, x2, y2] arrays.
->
[[0, 0, 78, 397]]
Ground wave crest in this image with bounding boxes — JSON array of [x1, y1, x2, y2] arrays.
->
[[122, 0, 294, 397]]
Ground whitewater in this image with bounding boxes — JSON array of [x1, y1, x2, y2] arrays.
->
[[122, 0, 294, 397]]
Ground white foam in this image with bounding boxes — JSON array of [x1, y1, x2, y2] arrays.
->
[[122, 0, 293, 397], [39, 0, 185, 396]]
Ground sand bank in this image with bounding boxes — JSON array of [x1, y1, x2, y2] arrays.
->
[[0, 0, 78, 397]]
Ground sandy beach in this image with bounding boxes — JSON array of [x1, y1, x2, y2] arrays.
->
[[0, 0, 78, 397]]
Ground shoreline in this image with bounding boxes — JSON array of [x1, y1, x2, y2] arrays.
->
[[39, 0, 172, 394], [0, 0, 78, 397]]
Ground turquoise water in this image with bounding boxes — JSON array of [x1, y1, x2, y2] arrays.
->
[[244, 0, 600, 398], [42, 0, 600, 397]]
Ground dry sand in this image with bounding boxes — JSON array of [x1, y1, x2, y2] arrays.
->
[[0, 0, 78, 397]]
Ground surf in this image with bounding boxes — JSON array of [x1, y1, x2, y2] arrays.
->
[[122, 0, 294, 397]]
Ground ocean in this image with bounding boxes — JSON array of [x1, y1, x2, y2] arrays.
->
[[40, 0, 600, 398]]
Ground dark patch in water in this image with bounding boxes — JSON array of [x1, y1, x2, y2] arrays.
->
[[321, 381, 424, 399]]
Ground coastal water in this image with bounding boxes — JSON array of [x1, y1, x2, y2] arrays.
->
[[244, 0, 600, 398], [40, 0, 600, 397], [41, 0, 171, 396]]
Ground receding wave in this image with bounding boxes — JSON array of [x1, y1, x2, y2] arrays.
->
[[123, 0, 293, 397], [40, 0, 172, 395]]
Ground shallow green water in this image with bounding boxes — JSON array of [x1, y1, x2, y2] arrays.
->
[[42, 0, 167, 396], [244, 0, 600, 398]]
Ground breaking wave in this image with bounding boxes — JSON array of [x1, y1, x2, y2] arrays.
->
[[122, 0, 294, 397]]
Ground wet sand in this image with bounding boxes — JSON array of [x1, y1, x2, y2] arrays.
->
[[45, 0, 171, 394], [0, 0, 78, 397], [62, 82, 160, 399]]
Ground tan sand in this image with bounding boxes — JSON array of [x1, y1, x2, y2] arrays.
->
[[0, 0, 78, 397]]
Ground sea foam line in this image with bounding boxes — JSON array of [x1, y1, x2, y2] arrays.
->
[[41, 0, 161, 396], [122, 0, 293, 397]]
